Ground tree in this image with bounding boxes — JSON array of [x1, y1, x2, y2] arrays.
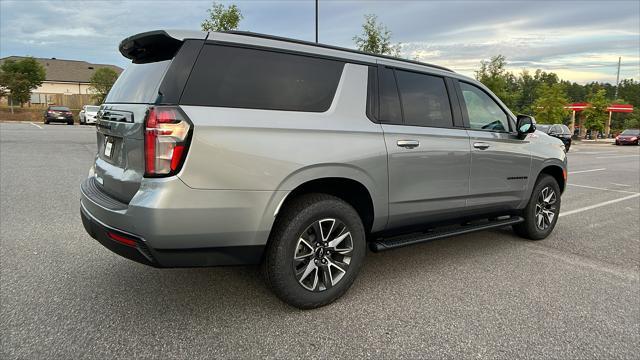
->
[[0, 57, 46, 112], [533, 83, 570, 124], [89, 68, 119, 104], [622, 109, 640, 129], [582, 89, 609, 138], [475, 55, 517, 109], [617, 79, 639, 107], [201, 1, 243, 32], [353, 14, 401, 57]]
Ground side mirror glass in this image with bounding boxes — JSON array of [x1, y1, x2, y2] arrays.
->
[[516, 115, 536, 138]]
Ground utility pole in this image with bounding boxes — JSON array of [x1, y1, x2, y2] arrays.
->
[[614, 56, 621, 99], [315, 0, 318, 43], [606, 57, 621, 138]]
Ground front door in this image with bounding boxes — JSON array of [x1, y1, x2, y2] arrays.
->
[[457, 81, 531, 211]]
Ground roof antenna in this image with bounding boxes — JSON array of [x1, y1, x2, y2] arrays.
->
[[315, 0, 318, 43]]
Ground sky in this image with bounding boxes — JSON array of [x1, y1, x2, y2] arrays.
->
[[1, 0, 638, 84]]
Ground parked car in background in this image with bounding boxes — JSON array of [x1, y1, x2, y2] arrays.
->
[[80, 30, 567, 309], [537, 124, 572, 152], [79, 105, 100, 125], [44, 106, 74, 125], [615, 129, 639, 145]]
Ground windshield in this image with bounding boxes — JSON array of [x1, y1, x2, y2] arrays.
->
[[86, 106, 99, 112], [50, 106, 70, 111], [621, 129, 639, 136], [104, 60, 171, 104]]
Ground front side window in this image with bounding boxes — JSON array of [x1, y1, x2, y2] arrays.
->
[[395, 70, 453, 128], [181, 45, 345, 112], [460, 82, 510, 132]]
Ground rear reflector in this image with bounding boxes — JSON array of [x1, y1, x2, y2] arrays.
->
[[144, 106, 191, 177], [107, 231, 137, 247]]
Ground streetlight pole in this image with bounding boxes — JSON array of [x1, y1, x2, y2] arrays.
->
[[315, 0, 318, 43]]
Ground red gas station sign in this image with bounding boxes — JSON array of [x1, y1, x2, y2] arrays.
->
[[606, 104, 634, 113], [565, 103, 634, 113]]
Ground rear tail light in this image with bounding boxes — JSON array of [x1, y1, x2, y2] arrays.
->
[[144, 106, 192, 177]]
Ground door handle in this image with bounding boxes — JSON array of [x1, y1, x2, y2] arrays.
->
[[473, 142, 490, 150], [397, 140, 420, 149]]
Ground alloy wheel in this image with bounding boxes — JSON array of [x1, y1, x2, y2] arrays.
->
[[535, 186, 557, 230], [293, 218, 353, 292]]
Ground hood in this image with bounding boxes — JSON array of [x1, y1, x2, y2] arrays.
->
[[533, 130, 566, 148]]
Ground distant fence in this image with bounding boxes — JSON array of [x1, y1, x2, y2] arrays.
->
[[28, 93, 98, 109]]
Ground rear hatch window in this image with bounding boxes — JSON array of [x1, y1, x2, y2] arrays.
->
[[104, 60, 171, 104]]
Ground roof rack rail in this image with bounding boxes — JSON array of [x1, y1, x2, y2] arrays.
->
[[221, 31, 454, 73]]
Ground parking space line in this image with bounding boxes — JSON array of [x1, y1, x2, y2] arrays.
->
[[570, 151, 616, 155], [568, 168, 606, 174], [560, 193, 640, 217], [595, 154, 639, 159], [29, 122, 42, 129], [610, 183, 630, 187], [567, 183, 639, 194]]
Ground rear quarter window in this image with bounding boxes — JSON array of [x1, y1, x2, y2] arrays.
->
[[180, 44, 345, 112]]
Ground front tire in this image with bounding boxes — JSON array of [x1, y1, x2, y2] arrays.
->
[[513, 174, 561, 240], [263, 193, 366, 309]]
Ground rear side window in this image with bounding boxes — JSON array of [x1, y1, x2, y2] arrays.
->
[[379, 67, 402, 123], [105, 60, 170, 103], [181, 45, 345, 112], [395, 70, 453, 128]]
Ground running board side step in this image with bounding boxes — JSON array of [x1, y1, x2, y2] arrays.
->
[[370, 216, 524, 252]]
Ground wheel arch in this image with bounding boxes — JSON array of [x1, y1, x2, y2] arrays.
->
[[538, 164, 566, 193], [275, 177, 378, 235]]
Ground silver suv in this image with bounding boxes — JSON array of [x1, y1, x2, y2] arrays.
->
[[80, 30, 567, 309]]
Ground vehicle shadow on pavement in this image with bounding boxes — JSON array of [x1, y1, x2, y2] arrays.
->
[[77, 228, 524, 315]]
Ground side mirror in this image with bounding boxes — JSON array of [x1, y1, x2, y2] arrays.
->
[[516, 115, 536, 138]]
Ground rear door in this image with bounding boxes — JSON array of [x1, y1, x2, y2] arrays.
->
[[455, 80, 531, 211], [378, 65, 471, 228], [93, 34, 204, 203]]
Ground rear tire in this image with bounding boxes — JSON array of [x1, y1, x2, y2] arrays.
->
[[513, 174, 561, 240], [263, 193, 366, 309], [67, 120, 73, 125]]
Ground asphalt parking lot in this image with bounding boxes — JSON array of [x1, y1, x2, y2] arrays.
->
[[1, 121, 639, 359]]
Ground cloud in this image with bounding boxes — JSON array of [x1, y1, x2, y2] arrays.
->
[[1, 0, 638, 83]]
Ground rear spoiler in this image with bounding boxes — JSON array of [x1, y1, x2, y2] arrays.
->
[[119, 30, 209, 64]]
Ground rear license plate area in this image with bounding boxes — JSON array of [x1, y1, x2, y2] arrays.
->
[[104, 136, 115, 158]]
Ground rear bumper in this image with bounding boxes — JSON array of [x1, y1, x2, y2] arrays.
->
[[81, 204, 264, 267], [45, 115, 73, 122], [81, 204, 156, 266], [79, 176, 282, 267]]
